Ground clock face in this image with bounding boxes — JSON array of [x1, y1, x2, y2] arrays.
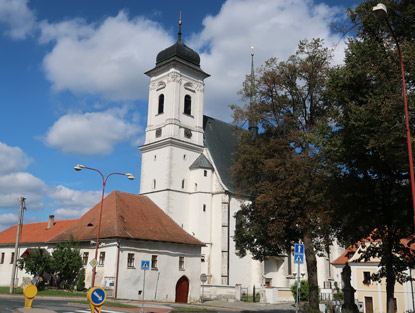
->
[[156, 128, 162, 138], [184, 128, 192, 139]]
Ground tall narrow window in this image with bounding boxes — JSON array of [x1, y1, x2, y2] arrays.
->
[[158, 94, 164, 114], [82, 252, 89, 265], [153, 179, 156, 189], [182, 179, 185, 189], [99, 252, 105, 265], [184, 95, 191, 115], [127, 253, 135, 267], [151, 255, 158, 270], [10, 252, 14, 264], [179, 256, 185, 270], [0, 252, 4, 264]]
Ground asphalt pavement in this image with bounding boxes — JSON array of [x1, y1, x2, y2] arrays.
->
[[3, 293, 296, 313]]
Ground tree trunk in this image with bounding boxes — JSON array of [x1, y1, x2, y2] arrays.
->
[[304, 227, 319, 311]]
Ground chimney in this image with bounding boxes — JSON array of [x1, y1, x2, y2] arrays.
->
[[47, 215, 55, 229]]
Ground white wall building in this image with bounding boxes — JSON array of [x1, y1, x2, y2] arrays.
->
[[0, 191, 204, 303], [139, 22, 344, 302]]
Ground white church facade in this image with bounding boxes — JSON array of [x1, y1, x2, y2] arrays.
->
[[138, 22, 345, 302]]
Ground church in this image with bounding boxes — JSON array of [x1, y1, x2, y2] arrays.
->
[[137, 20, 344, 301], [0, 20, 345, 304]]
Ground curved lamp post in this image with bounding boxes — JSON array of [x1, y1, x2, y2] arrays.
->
[[373, 3, 415, 230], [74, 164, 135, 287]]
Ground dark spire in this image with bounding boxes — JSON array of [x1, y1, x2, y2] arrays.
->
[[248, 46, 258, 135]]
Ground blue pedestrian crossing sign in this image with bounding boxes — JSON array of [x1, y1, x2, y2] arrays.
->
[[87, 286, 106, 307], [141, 260, 150, 271], [294, 253, 304, 264], [294, 243, 304, 264]]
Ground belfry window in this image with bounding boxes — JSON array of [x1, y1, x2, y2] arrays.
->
[[184, 95, 191, 115], [158, 94, 164, 114]]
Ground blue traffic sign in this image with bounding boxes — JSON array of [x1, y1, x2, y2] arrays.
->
[[294, 243, 304, 255], [89, 287, 106, 306], [294, 253, 304, 264], [141, 260, 150, 271]]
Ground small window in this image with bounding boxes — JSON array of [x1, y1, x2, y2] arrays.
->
[[154, 155, 157, 161], [184, 95, 191, 115], [99, 252, 105, 265], [183, 154, 186, 160], [127, 253, 135, 268], [203, 204, 206, 212], [182, 179, 185, 189], [204, 170, 207, 177], [363, 271, 371, 285], [151, 255, 158, 270], [201, 255, 205, 262], [195, 183, 198, 191], [153, 179, 156, 189], [82, 252, 89, 266], [158, 94, 164, 114], [10, 252, 14, 264], [0, 252, 4, 264], [179, 256, 185, 270]]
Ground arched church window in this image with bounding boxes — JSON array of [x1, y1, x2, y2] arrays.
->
[[184, 95, 191, 115], [158, 94, 164, 114]]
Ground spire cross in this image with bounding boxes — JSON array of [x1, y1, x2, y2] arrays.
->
[[178, 11, 182, 42]]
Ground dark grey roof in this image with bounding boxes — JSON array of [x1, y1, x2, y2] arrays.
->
[[189, 154, 214, 170], [203, 115, 240, 193], [151, 30, 209, 78]]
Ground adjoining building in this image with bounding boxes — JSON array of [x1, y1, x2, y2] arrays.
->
[[332, 240, 415, 313], [0, 191, 204, 303]]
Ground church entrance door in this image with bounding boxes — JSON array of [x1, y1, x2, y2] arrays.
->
[[175, 276, 189, 303]]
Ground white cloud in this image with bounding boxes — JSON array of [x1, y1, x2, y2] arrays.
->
[[42, 10, 172, 101], [188, 0, 347, 121], [0, 0, 35, 39], [43, 107, 141, 156], [49, 185, 101, 220], [0, 172, 47, 209], [0, 142, 32, 174], [0, 213, 17, 231]]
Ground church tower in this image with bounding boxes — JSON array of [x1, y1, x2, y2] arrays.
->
[[139, 18, 210, 227]]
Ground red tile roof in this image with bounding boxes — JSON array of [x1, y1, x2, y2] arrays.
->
[[0, 219, 76, 244], [332, 237, 415, 265], [50, 191, 204, 246]]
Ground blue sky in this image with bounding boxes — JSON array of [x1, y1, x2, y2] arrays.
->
[[0, 0, 357, 231]]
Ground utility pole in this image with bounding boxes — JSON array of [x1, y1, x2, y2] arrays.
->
[[10, 197, 26, 294]]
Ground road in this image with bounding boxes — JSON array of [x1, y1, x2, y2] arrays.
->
[[0, 298, 126, 313]]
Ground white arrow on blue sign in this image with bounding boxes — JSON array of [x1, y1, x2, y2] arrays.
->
[[294, 243, 304, 255], [141, 260, 150, 271], [90, 287, 106, 306]]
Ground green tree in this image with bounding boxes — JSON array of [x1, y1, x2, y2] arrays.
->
[[76, 267, 86, 291], [328, 1, 415, 313], [18, 248, 51, 290], [50, 238, 83, 289], [291, 280, 311, 302], [231, 38, 335, 311]]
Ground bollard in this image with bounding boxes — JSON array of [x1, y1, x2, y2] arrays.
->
[[23, 284, 38, 309]]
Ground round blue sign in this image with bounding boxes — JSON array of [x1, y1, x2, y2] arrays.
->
[[89, 287, 106, 306]]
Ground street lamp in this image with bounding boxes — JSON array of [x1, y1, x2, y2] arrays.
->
[[373, 3, 415, 230], [74, 164, 135, 287]]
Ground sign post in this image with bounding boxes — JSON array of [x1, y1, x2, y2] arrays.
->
[[200, 273, 207, 309], [141, 260, 149, 312], [294, 243, 304, 313], [87, 286, 106, 313]]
